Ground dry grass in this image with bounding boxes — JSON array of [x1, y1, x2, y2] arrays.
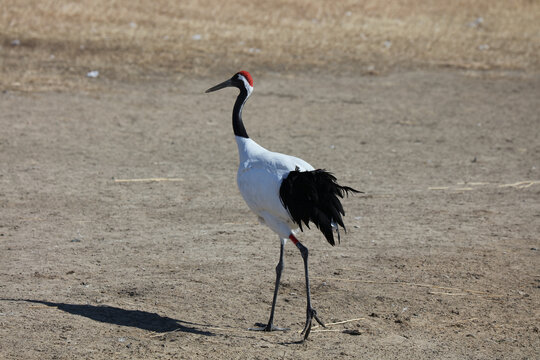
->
[[1, 0, 539, 91]]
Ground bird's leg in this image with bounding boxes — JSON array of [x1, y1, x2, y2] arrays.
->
[[289, 234, 325, 341], [249, 238, 288, 332]]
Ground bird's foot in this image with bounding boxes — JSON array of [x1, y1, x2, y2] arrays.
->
[[249, 323, 289, 332], [301, 307, 325, 341]]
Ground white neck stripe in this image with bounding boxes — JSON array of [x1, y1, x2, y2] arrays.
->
[[238, 75, 253, 96]]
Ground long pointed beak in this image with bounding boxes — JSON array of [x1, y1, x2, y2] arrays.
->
[[205, 78, 233, 93]]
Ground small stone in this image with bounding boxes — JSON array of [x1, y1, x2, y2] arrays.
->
[[468, 17, 484, 28], [478, 44, 490, 51]]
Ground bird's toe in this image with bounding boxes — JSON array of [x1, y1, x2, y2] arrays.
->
[[301, 307, 325, 340]]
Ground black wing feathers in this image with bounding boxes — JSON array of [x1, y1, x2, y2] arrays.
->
[[279, 169, 361, 246]]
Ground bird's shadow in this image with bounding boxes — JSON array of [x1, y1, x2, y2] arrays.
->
[[4, 299, 214, 336]]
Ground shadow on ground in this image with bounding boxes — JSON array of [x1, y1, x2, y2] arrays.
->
[[3, 299, 215, 336]]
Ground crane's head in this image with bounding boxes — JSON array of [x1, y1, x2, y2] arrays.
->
[[205, 71, 253, 96]]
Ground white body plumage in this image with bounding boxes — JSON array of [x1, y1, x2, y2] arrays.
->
[[235, 136, 314, 239]]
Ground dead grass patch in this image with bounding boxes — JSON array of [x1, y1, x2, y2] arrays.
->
[[1, 0, 539, 91]]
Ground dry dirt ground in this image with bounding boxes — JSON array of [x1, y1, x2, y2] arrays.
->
[[1, 70, 539, 359]]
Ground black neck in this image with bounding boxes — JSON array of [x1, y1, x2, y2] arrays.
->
[[233, 87, 249, 138]]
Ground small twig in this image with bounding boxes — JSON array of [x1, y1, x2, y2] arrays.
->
[[202, 326, 238, 332], [428, 291, 505, 298], [119, 300, 137, 307], [428, 291, 469, 296], [310, 329, 343, 333], [149, 329, 182, 338], [312, 277, 493, 295], [428, 180, 540, 192], [311, 317, 366, 330], [113, 177, 184, 183], [499, 180, 540, 189]]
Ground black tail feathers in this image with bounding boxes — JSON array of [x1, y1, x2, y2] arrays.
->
[[279, 169, 362, 246]]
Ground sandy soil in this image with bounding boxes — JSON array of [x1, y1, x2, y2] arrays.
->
[[1, 70, 539, 359]]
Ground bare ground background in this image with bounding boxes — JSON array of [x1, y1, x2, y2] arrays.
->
[[1, 1, 540, 359]]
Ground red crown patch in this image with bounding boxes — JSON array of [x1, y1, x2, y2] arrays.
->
[[238, 71, 253, 87]]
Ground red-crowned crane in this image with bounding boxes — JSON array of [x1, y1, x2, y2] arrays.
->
[[205, 71, 360, 341]]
